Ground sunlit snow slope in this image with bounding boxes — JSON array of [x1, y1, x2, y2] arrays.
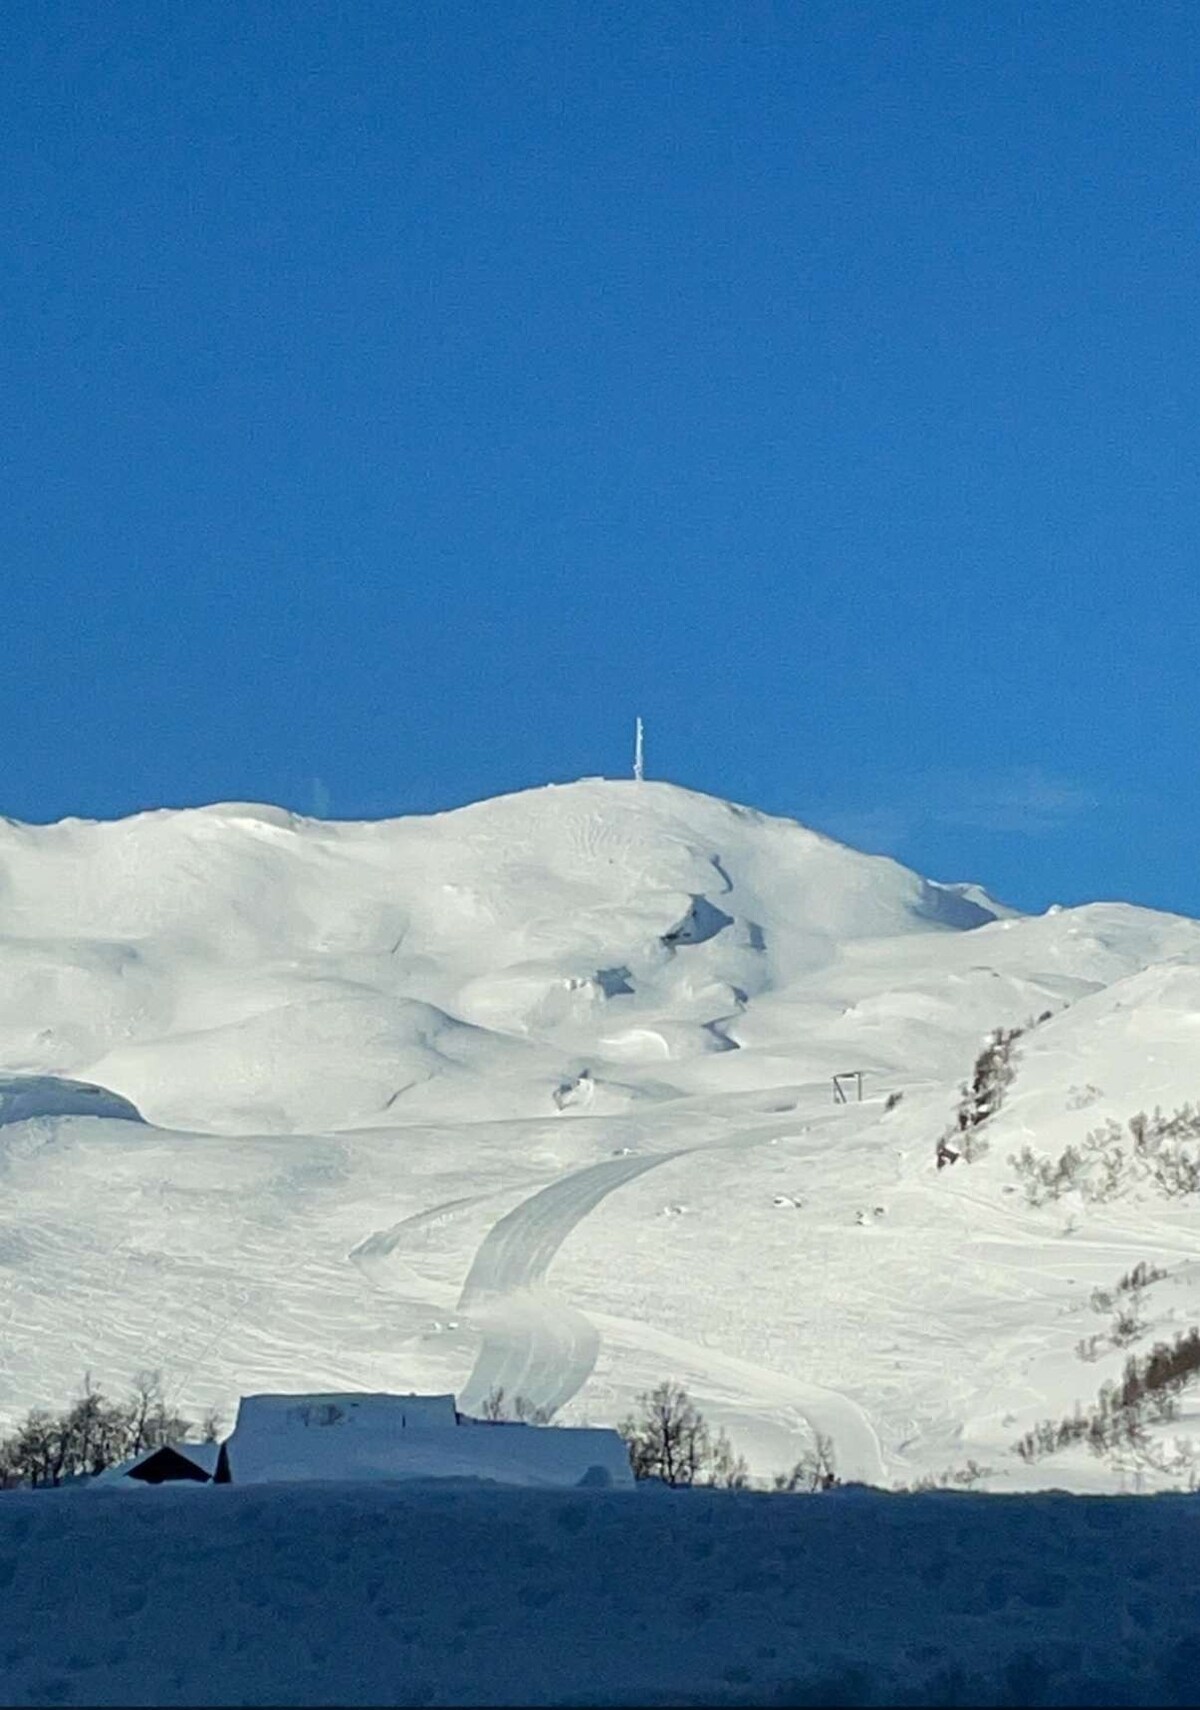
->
[[4, 779, 1200, 1490]]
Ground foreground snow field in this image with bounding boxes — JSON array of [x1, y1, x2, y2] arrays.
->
[[5, 779, 1200, 1489], [4, 1481, 1200, 1707]]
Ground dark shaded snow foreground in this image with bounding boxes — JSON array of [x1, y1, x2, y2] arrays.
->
[[4, 1485, 1200, 1707]]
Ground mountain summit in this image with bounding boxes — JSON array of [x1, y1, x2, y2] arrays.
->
[[0, 779, 1011, 1132]]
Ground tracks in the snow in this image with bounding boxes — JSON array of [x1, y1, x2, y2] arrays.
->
[[454, 1150, 684, 1416], [352, 1091, 888, 1481]]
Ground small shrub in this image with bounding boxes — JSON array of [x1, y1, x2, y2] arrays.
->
[[1014, 1325, 1200, 1464], [938, 1025, 1025, 1166], [903, 1459, 991, 1492], [1076, 1265, 1169, 1366], [708, 1428, 750, 1491], [1111, 1307, 1144, 1348], [1012, 1105, 1200, 1206]]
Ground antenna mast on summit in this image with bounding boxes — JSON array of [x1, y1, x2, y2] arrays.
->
[[634, 716, 644, 783]]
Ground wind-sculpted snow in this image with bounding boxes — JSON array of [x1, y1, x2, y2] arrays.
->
[[660, 892, 735, 946], [0, 778, 1016, 1131], [914, 877, 1003, 930], [0, 1074, 144, 1129]]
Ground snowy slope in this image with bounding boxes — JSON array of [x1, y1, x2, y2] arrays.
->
[[4, 779, 1200, 1490]]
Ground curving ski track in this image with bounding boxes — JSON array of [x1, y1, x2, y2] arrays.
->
[[451, 1143, 886, 1483], [348, 1095, 888, 1479], [455, 1151, 682, 1417]]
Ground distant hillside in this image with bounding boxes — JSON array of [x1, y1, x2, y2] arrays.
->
[[4, 778, 1200, 1491]]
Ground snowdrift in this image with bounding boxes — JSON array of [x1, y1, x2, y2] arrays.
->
[[5, 1481, 1200, 1706], [0, 1074, 144, 1129]]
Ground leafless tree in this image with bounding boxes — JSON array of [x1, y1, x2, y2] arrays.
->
[[708, 1428, 750, 1490], [126, 1370, 165, 1458], [619, 1381, 748, 1487], [478, 1385, 551, 1425], [772, 1430, 839, 1493], [1, 1372, 196, 1489]]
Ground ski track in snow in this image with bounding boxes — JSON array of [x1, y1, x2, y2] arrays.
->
[[347, 1112, 887, 1464], [354, 1135, 888, 1478], [591, 1309, 887, 1486], [449, 1128, 886, 1482], [455, 1151, 683, 1415]]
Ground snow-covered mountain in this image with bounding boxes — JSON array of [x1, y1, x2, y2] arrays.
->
[[4, 778, 1200, 1490]]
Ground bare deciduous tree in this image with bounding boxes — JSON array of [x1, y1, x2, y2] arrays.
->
[[477, 1385, 551, 1426], [772, 1431, 839, 1493], [0, 1373, 199, 1489], [620, 1381, 710, 1486], [708, 1428, 750, 1491], [618, 1382, 753, 1489]]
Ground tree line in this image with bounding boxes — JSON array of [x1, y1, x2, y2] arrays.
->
[[1, 1371, 837, 1495], [1016, 1324, 1200, 1464], [619, 1380, 839, 1493], [0, 1372, 219, 1489]]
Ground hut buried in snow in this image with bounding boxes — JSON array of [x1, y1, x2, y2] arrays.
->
[[97, 1441, 221, 1486], [214, 1393, 634, 1489]]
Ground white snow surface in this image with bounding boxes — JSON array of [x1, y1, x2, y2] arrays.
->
[[4, 1481, 1200, 1706], [5, 778, 1200, 1491]]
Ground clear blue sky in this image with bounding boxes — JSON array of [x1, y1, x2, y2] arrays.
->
[[4, 1, 1197, 915]]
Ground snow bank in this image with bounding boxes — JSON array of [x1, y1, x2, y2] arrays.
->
[[4, 1482, 1200, 1705]]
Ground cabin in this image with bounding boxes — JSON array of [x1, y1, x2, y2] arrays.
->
[[213, 1391, 633, 1489], [97, 1440, 221, 1486]]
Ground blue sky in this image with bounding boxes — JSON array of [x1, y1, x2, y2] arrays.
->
[[3, 0, 1197, 914]]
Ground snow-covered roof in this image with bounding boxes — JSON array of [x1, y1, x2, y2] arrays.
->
[[92, 1440, 221, 1485], [234, 1391, 459, 1433], [219, 1392, 633, 1489]]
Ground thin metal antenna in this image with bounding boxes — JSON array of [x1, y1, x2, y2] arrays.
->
[[634, 716, 644, 782]]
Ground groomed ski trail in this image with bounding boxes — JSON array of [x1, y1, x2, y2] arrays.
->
[[452, 1140, 886, 1483]]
